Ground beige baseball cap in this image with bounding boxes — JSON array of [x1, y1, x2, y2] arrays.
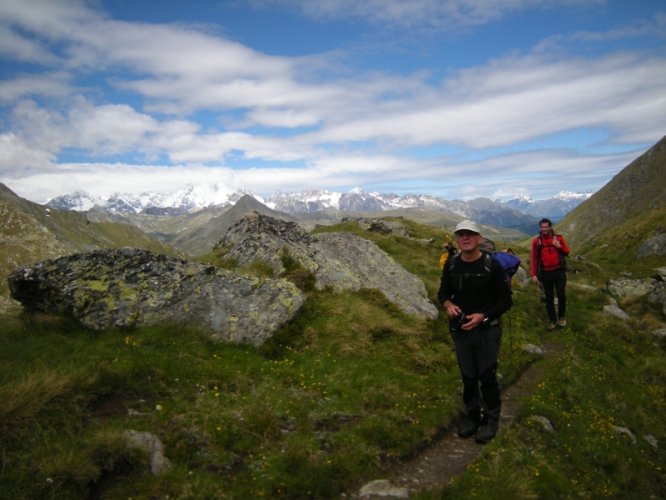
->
[[454, 220, 481, 235]]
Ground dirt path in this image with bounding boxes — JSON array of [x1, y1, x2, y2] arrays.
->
[[351, 340, 563, 498]]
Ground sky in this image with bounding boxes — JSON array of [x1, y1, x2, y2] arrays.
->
[[0, 0, 664, 204]]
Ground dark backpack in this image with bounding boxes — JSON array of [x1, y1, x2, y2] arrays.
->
[[448, 247, 521, 291]]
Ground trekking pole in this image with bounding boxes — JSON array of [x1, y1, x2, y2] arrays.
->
[[537, 280, 546, 303], [508, 310, 513, 354]]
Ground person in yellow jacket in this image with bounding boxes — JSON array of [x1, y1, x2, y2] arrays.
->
[[439, 237, 457, 270]]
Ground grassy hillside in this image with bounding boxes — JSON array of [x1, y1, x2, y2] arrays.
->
[[572, 204, 666, 280], [0, 218, 663, 498]]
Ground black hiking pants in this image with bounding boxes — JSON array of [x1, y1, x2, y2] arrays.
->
[[541, 267, 567, 323], [451, 324, 502, 421]]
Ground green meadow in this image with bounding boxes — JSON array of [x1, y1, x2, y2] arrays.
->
[[1, 219, 663, 498]]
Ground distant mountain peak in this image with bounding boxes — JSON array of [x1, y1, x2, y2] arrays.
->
[[44, 182, 593, 227]]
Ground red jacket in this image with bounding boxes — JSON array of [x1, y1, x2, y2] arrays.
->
[[530, 232, 570, 276]]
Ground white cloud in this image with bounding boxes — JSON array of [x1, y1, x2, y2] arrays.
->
[[256, 0, 605, 29], [0, 24, 60, 65], [0, 132, 56, 175], [0, 0, 663, 204], [306, 52, 666, 149], [0, 72, 72, 102], [67, 100, 160, 155], [3, 144, 642, 204], [247, 108, 320, 128]]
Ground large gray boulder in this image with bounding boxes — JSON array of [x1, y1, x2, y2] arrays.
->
[[216, 212, 439, 320], [8, 248, 303, 345]]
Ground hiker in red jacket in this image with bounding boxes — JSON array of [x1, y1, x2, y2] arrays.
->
[[530, 218, 570, 330]]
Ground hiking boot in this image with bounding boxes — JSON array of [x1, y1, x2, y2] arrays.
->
[[547, 322, 557, 331], [475, 417, 499, 444], [557, 318, 567, 327], [457, 410, 481, 438]]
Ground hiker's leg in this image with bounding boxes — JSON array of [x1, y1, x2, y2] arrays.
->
[[477, 325, 502, 417], [453, 331, 480, 413], [555, 268, 567, 319], [460, 372, 481, 414], [479, 365, 500, 417], [475, 326, 502, 444], [542, 273, 557, 323]]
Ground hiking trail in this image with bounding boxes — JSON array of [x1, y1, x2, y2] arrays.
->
[[348, 339, 564, 499]]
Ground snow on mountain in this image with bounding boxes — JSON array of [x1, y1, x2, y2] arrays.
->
[[505, 191, 591, 221], [47, 183, 250, 214], [46, 183, 592, 225], [554, 190, 593, 202], [45, 191, 98, 211], [264, 189, 342, 212]]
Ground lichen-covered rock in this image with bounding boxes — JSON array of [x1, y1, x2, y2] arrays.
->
[[216, 212, 438, 320], [606, 277, 655, 300], [8, 248, 303, 345]]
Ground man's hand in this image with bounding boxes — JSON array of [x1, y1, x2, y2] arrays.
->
[[461, 313, 484, 331], [444, 301, 461, 319]]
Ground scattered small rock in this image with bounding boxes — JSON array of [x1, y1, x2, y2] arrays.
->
[[521, 344, 544, 356], [569, 282, 597, 293], [528, 415, 554, 433], [655, 267, 666, 280], [358, 479, 409, 499], [652, 328, 666, 339], [614, 426, 637, 444], [643, 434, 659, 449], [603, 302, 631, 321], [123, 429, 171, 475]]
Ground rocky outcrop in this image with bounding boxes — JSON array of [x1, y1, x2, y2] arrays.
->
[[215, 212, 439, 320], [8, 248, 303, 345], [636, 228, 666, 257], [342, 217, 410, 237], [607, 278, 655, 300], [606, 268, 666, 317]]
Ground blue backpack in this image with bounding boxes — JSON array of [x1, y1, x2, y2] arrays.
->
[[491, 251, 521, 289], [479, 237, 521, 289]]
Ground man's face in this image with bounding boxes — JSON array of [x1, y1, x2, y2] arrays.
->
[[539, 222, 551, 235], [455, 230, 480, 251]]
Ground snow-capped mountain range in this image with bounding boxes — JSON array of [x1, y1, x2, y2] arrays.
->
[[46, 184, 592, 225]]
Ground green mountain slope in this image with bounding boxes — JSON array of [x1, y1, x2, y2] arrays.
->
[[557, 135, 666, 247], [169, 194, 295, 256]]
